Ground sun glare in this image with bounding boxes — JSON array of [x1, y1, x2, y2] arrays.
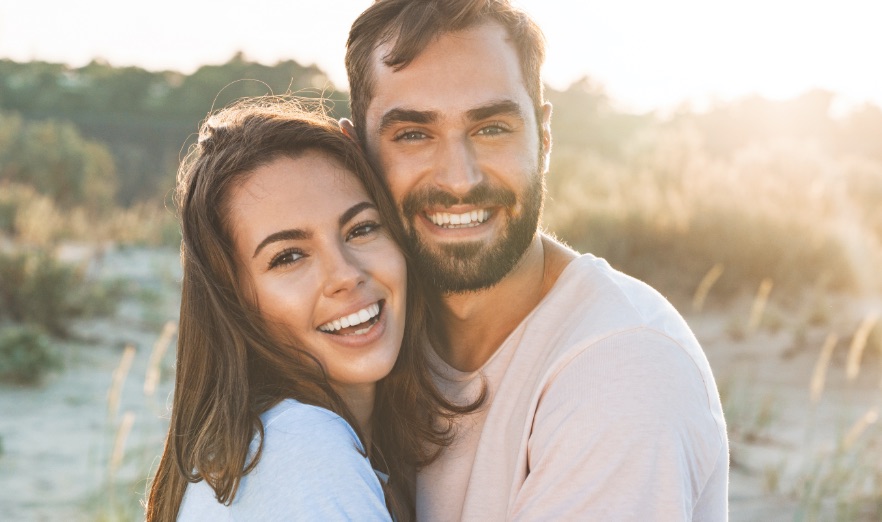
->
[[0, 0, 880, 112], [528, 0, 882, 112]]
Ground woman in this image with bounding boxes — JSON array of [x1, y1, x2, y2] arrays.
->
[[146, 98, 478, 521]]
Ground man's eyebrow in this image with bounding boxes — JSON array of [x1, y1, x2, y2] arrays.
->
[[252, 229, 311, 258], [378, 108, 439, 134], [466, 100, 525, 122]]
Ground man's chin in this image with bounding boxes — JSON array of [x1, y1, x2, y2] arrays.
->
[[406, 235, 524, 294]]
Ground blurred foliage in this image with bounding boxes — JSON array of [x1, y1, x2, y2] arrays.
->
[[543, 82, 882, 301], [0, 323, 60, 384], [0, 112, 116, 211], [0, 248, 125, 337], [0, 55, 881, 304], [0, 54, 346, 204], [0, 182, 178, 248]]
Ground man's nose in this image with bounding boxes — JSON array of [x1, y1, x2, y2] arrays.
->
[[432, 136, 482, 197]]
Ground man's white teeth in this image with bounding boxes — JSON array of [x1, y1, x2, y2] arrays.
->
[[428, 209, 490, 228], [318, 303, 381, 333]]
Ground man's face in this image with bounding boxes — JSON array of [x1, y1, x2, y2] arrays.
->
[[362, 22, 552, 293]]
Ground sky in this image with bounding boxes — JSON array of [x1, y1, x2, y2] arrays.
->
[[1, 0, 880, 114]]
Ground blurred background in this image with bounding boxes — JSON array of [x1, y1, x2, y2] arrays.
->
[[1, 0, 881, 520]]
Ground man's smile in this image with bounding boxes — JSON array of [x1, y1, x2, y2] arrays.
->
[[426, 209, 492, 228]]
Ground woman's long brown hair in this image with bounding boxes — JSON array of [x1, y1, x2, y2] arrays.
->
[[145, 98, 481, 521]]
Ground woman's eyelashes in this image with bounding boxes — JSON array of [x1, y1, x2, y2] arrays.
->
[[347, 220, 383, 241], [265, 221, 383, 270], [267, 247, 305, 270]]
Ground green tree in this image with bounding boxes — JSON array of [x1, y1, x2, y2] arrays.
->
[[0, 112, 117, 211]]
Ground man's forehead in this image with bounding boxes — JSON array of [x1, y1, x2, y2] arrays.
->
[[365, 24, 529, 117]]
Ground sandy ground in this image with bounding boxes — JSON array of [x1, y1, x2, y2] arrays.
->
[[1, 245, 880, 520], [689, 293, 882, 521], [0, 246, 181, 521]]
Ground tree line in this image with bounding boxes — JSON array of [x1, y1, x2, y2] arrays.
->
[[2, 53, 880, 211]]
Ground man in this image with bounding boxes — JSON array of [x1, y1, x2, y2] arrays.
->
[[341, 0, 729, 519]]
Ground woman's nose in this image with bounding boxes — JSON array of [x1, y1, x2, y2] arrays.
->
[[322, 245, 367, 297]]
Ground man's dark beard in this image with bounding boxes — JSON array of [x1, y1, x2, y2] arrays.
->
[[400, 176, 544, 294]]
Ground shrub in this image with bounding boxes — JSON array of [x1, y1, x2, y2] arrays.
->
[[0, 324, 60, 384], [0, 249, 79, 336], [0, 181, 178, 247], [0, 247, 123, 337], [0, 111, 117, 212]]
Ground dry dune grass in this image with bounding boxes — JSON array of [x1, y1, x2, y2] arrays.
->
[[544, 124, 882, 304], [1, 181, 178, 248]]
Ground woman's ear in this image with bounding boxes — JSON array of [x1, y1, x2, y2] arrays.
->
[[339, 118, 358, 143]]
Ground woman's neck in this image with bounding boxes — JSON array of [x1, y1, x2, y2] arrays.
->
[[334, 383, 375, 451]]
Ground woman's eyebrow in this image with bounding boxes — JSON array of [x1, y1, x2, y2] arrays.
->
[[252, 228, 310, 258], [251, 201, 376, 259], [339, 201, 376, 227]]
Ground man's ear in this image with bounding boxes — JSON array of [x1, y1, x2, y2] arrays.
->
[[339, 118, 359, 143], [540, 102, 553, 171]]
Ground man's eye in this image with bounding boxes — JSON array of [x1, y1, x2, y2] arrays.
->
[[393, 130, 427, 141], [268, 248, 304, 269], [476, 124, 509, 136], [348, 221, 383, 240]]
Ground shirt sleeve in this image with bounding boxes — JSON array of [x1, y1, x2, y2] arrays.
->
[[230, 403, 392, 521], [511, 328, 726, 521]]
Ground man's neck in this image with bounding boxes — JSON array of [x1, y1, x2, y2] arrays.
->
[[434, 233, 577, 372]]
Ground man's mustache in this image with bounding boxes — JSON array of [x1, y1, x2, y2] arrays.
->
[[401, 183, 517, 217]]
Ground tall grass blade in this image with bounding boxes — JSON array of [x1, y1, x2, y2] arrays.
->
[[109, 411, 136, 479], [107, 344, 136, 420], [692, 263, 724, 312], [810, 333, 838, 404], [842, 407, 878, 450], [143, 321, 177, 398], [846, 312, 880, 381], [747, 278, 774, 334]]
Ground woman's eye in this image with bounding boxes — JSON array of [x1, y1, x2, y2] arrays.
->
[[268, 248, 304, 269], [348, 221, 382, 240]]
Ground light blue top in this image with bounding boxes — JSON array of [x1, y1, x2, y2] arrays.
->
[[177, 399, 392, 521]]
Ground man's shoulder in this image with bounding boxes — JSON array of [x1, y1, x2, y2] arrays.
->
[[517, 252, 705, 374], [535, 252, 680, 331]]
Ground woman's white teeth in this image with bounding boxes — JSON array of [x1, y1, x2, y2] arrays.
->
[[428, 209, 490, 228], [319, 303, 381, 333]]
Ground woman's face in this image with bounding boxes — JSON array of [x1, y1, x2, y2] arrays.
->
[[229, 151, 407, 399]]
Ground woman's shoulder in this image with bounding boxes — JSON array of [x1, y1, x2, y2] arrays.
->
[[179, 399, 390, 520], [261, 398, 365, 452], [235, 399, 388, 518]]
